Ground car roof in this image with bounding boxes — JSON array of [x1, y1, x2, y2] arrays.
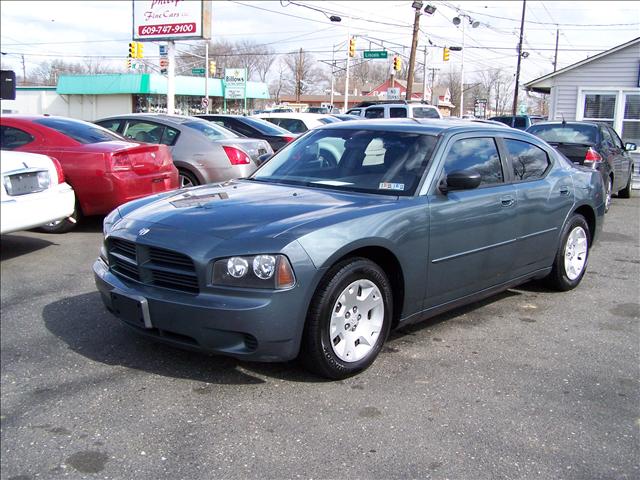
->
[[96, 113, 202, 126], [314, 118, 535, 136], [253, 112, 334, 119]]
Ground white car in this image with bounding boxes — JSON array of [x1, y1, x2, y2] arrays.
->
[[252, 113, 340, 134], [1, 150, 75, 234]]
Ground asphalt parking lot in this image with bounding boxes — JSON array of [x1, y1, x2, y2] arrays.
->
[[1, 198, 639, 480]]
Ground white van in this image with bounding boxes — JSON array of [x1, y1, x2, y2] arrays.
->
[[360, 103, 442, 120]]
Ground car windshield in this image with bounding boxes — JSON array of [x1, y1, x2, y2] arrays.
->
[[239, 117, 291, 135], [35, 117, 123, 144], [527, 124, 598, 144], [184, 120, 238, 140], [252, 128, 438, 196]]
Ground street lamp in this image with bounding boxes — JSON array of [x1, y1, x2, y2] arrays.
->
[[452, 13, 479, 116]]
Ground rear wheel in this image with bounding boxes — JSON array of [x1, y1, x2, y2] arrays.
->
[[545, 214, 590, 291], [38, 206, 80, 234], [300, 258, 392, 379], [617, 169, 633, 199], [178, 169, 199, 188]]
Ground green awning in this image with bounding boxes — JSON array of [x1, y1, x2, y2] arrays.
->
[[56, 74, 269, 99]]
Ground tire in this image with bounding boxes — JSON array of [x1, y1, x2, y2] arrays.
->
[[38, 205, 80, 233], [178, 169, 200, 188], [604, 176, 613, 212], [300, 257, 393, 379], [617, 169, 633, 199], [545, 214, 590, 291]]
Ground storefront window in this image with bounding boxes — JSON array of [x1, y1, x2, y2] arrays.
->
[[622, 93, 640, 147]]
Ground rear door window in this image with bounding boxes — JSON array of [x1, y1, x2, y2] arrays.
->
[[365, 107, 385, 119], [443, 137, 503, 186], [0, 126, 35, 150], [390, 107, 407, 118], [123, 121, 166, 144], [504, 139, 550, 181]]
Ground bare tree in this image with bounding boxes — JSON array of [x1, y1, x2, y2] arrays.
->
[[268, 57, 287, 104], [283, 49, 328, 97], [440, 67, 461, 116]]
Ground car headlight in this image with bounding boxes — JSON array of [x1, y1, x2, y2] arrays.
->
[[212, 254, 295, 289], [103, 208, 122, 237]]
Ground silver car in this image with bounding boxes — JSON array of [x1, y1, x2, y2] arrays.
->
[[96, 114, 273, 188]]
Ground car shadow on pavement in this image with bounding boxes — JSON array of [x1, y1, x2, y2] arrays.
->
[[0, 234, 57, 261], [42, 291, 325, 385]]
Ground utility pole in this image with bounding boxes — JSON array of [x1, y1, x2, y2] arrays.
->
[[296, 47, 303, 104], [553, 28, 559, 72], [330, 44, 335, 108], [422, 47, 428, 102], [429, 67, 439, 105], [405, 2, 423, 100], [344, 17, 351, 111], [167, 41, 175, 114], [21, 55, 26, 85], [512, 0, 527, 117], [204, 41, 209, 114], [460, 18, 466, 116]]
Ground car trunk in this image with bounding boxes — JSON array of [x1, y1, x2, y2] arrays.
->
[[96, 142, 174, 175], [545, 142, 594, 165]]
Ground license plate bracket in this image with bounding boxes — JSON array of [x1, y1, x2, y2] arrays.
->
[[110, 291, 152, 329]]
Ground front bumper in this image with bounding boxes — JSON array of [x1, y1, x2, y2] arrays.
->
[[93, 256, 313, 362]]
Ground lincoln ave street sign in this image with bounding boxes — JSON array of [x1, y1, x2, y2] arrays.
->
[[363, 50, 388, 59]]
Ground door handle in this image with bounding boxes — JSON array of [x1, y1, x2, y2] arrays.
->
[[559, 186, 570, 196], [501, 195, 515, 207]]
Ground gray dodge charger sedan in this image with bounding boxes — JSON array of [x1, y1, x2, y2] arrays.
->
[[94, 119, 605, 379]]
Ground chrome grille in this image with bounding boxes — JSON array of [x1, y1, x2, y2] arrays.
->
[[107, 238, 199, 294]]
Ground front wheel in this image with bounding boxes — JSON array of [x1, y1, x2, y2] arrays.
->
[[300, 258, 393, 379], [545, 214, 590, 291]]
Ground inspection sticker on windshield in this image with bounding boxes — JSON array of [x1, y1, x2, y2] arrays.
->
[[378, 182, 405, 191]]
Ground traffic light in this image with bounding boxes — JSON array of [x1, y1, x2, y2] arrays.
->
[[349, 37, 356, 58], [126, 59, 132, 69], [128, 42, 138, 59], [136, 42, 144, 59], [393, 56, 401, 71], [209, 61, 216, 76], [443, 47, 450, 62]]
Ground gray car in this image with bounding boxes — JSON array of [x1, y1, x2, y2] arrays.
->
[[96, 114, 273, 188], [94, 119, 605, 379]]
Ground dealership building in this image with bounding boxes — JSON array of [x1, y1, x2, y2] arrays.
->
[[0, 73, 271, 121]]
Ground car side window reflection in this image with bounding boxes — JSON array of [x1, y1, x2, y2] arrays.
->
[[504, 139, 550, 181], [443, 137, 503, 186]]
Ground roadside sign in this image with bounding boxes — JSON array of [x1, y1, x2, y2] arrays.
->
[[224, 68, 247, 100], [191, 68, 205, 75], [159, 58, 169, 68], [201, 97, 209, 108], [387, 87, 401, 100], [363, 50, 388, 59], [159, 45, 168, 57]]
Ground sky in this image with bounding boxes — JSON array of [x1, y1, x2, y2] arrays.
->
[[1, 0, 639, 87]]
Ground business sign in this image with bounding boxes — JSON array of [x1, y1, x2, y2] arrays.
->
[[133, 0, 211, 41], [387, 87, 401, 100], [191, 68, 205, 75], [224, 68, 246, 100]]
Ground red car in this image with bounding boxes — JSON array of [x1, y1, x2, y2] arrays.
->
[[0, 115, 179, 232]]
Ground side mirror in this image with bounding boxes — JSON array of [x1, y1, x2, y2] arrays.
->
[[625, 142, 637, 152], [439, 169, 482, 193], [257, 153, 273, 166]]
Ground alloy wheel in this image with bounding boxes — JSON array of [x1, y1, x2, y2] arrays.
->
[[564, 226, 588, 280]]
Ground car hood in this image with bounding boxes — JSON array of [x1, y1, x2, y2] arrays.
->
[[124, 180, 398, 240]]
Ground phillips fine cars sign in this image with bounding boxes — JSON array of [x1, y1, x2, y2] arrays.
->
[[132, 0, 211, 41]]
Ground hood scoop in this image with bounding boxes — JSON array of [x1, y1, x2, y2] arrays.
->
[[170, 191, 229, 208]]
